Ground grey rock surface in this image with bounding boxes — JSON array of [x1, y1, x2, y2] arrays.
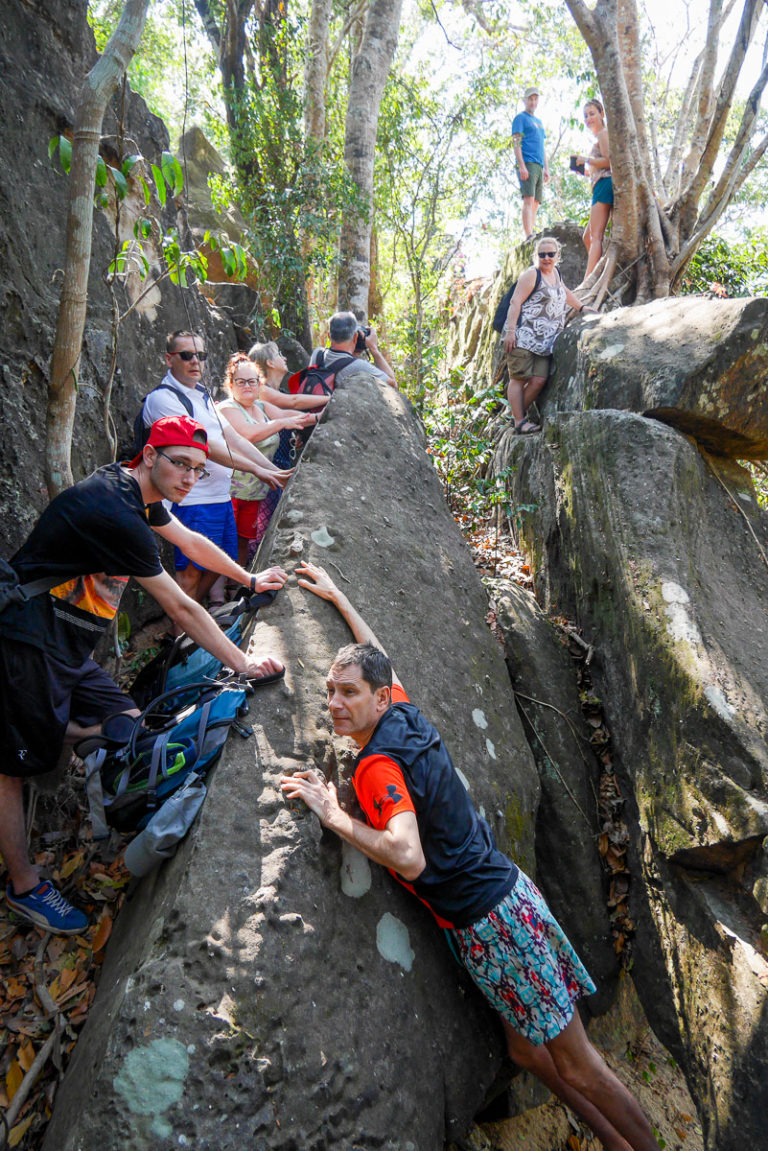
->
[[497, 410, 768, 1150], [43, 376, 541, 1151], [487, 580, 618, 1011], [542, 296, 768, 458]]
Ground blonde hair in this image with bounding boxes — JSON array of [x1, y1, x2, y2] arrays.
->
[[248, 341, 280, 373], [536, 236, 561, 261]]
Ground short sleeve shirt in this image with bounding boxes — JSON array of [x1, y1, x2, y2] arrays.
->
[[0, 464, 170, 666], [143, 373, 233, 504], [511, 111, 546, 167], [309, 348, 389, 384]]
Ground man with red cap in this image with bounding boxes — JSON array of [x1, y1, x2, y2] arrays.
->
[[0, 416, 287, 935]]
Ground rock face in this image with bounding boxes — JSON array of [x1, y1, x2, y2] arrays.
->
[[43, 376, 541, 1151], [487, 579, 619, 1012], [0, 0, 239, 552], [542, 296, 768, 459], [496, 411, 768, 1150]]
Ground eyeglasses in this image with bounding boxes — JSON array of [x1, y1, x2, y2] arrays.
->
[[538, 251, 557, 259], [156, 450, 210, 480], [233, 378, 259, 387], [171, 350, 208, 362]]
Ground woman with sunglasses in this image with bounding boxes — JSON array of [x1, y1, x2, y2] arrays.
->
[[574, 99, 613, 278], [502, 237, 589, 434], [217, 354, 318, 563]]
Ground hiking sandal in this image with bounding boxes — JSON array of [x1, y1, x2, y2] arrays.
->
[[514, 418, 541, 435]]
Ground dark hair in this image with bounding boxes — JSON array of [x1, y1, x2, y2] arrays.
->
[[584, 98, 605, 120], [167, 330, 204, 354], [331, 643, 392, 692], [329, 312, 359, 344]]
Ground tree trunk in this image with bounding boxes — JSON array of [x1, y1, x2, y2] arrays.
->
[[337, 0, 404, 317], [46, 0, 150, 497]]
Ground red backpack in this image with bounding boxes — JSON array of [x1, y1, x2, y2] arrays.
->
[[286, 350, 356, 405]]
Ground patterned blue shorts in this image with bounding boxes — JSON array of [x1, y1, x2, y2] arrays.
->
[[449, 870, 596, 1045]]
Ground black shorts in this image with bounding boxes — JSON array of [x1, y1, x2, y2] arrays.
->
[[0, 639, 136, 777]]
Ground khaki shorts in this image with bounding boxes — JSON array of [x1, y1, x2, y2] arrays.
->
[[506, 346, 551, 381], [519, 161, 544, 202]]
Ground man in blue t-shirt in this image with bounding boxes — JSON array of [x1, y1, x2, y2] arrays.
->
[[512, 86, 549, 240], [281, 562, 662, 1151]]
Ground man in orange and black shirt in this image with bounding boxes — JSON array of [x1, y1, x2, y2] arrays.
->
[[281, 562, 661, 1151]]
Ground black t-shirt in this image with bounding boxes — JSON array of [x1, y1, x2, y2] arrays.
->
[[0, 464, 170, 666]]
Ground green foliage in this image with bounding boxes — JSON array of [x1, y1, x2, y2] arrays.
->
[[681, 230, 768, 297]]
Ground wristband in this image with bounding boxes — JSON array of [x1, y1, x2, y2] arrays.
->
[[250, 575, 257, 593]]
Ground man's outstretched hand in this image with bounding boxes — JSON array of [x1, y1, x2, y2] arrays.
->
[[251, 565, 289, 592], [280, 768, 340, 827], [295, 561, 342, 604]]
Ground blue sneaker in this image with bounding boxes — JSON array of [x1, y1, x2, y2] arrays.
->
[[6, 881, 89, 935]]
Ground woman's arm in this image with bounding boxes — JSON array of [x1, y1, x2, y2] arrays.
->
[[503, 267, 538, 353], [218, 401, 316, 443], [258, 383, 331, 411]]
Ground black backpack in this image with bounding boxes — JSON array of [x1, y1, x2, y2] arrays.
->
[[129, 383, 195, 459], [492, 268, 543, 333]]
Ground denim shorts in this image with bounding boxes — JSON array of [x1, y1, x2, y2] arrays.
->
[[171, 502, 238, 570], [449, 870, 596, 1045]]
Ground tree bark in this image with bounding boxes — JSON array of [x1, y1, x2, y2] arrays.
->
[[337, 0, 404, 317], [46, 0, 150, 497]]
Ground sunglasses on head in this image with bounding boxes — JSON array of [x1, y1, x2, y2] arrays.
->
[[171, 350, 208, 362]]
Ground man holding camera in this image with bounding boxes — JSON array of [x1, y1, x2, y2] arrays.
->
[[311, 312, 397, 389]]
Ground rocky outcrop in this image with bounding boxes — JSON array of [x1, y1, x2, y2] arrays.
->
[[43, 375, 541, 1151], [0, 0, 239, 551], [542, 296, 768, 459], [496, 411, 768, 1150]]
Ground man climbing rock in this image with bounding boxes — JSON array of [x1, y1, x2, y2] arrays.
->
[[0, 416, 286, 935], [142, 330, 293, 607], [281, 562, 661, 1151], [512, 86, 549, 240]]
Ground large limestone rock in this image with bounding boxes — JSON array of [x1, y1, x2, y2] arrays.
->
[[44, 376, 541, 1151], [487, 579, 618, 1011], [542, 296, 768, 458], [496, 411, 768, 1150]]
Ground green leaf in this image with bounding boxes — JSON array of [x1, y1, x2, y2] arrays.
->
[[94, 192, 109, 209], [151, 163, 167, 207], [58, 136, 72, 174], [95, 156, 108, 187], [139, 175, 151, 206], [160, 150, 183, 197], [109, 166, 128, 200], [48, 136, 58, 160], [121, 153, 142, 178], [117, 612, 131, 645]]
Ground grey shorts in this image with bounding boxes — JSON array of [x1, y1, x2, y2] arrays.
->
[[506, 346, 551, 381], [519, 161, 544, 202]]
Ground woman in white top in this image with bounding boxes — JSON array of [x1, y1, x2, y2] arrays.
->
[[502, 237, 589, 434], [217, 354, 317, 564], [574, 99, 613, 278]]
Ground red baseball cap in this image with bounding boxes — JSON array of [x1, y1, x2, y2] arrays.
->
[[128, 415, 209, 468]]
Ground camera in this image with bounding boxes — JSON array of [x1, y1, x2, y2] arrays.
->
[[354, 325, 371, 353]]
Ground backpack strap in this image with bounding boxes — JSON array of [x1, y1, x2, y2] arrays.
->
[[144, 382, 196, 417]]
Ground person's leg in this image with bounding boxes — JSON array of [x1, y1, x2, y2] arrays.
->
[[0, 774, 39, 892], [521, 196, 537, 238], [521, 373, 548, 416], [503, 1019, 633, 1151], [506, 374, 528, 426], [585, 201, 612, 276], [547, 1011, 660, 1151]]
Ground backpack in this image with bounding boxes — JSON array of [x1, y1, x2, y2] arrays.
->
[[492, 268, 543, 333], [81, 679, 252, 835], [128, 588, 280, 708], [128, 383, 195, 459], [0, 561, 66, 614], [286, 350, 356, 403]]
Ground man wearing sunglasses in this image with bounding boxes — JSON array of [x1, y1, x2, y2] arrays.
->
[[142, 331, 293, 607], [512, 86, 550, 241], [0, 415, 286, 935]]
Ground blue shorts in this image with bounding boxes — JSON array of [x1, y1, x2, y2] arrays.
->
[[449, 870, 596, 1044], [171, 502, 238, 571], [592, 176, 614, 206]]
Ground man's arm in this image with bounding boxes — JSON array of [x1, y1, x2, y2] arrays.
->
[[280, 769, 425, 879], [135, 569, 283, 677], [295, 561, 404, 690], [512, 133, 528, 182], [153, 517, 288, 591], [364, 329, 397, 388]]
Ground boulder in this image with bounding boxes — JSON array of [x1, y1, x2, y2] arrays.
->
[[496, 410, 768, 1150], [43, 375, 541, 1151], [542, 296, 768, 459], [486, 579, 618, 1010]]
